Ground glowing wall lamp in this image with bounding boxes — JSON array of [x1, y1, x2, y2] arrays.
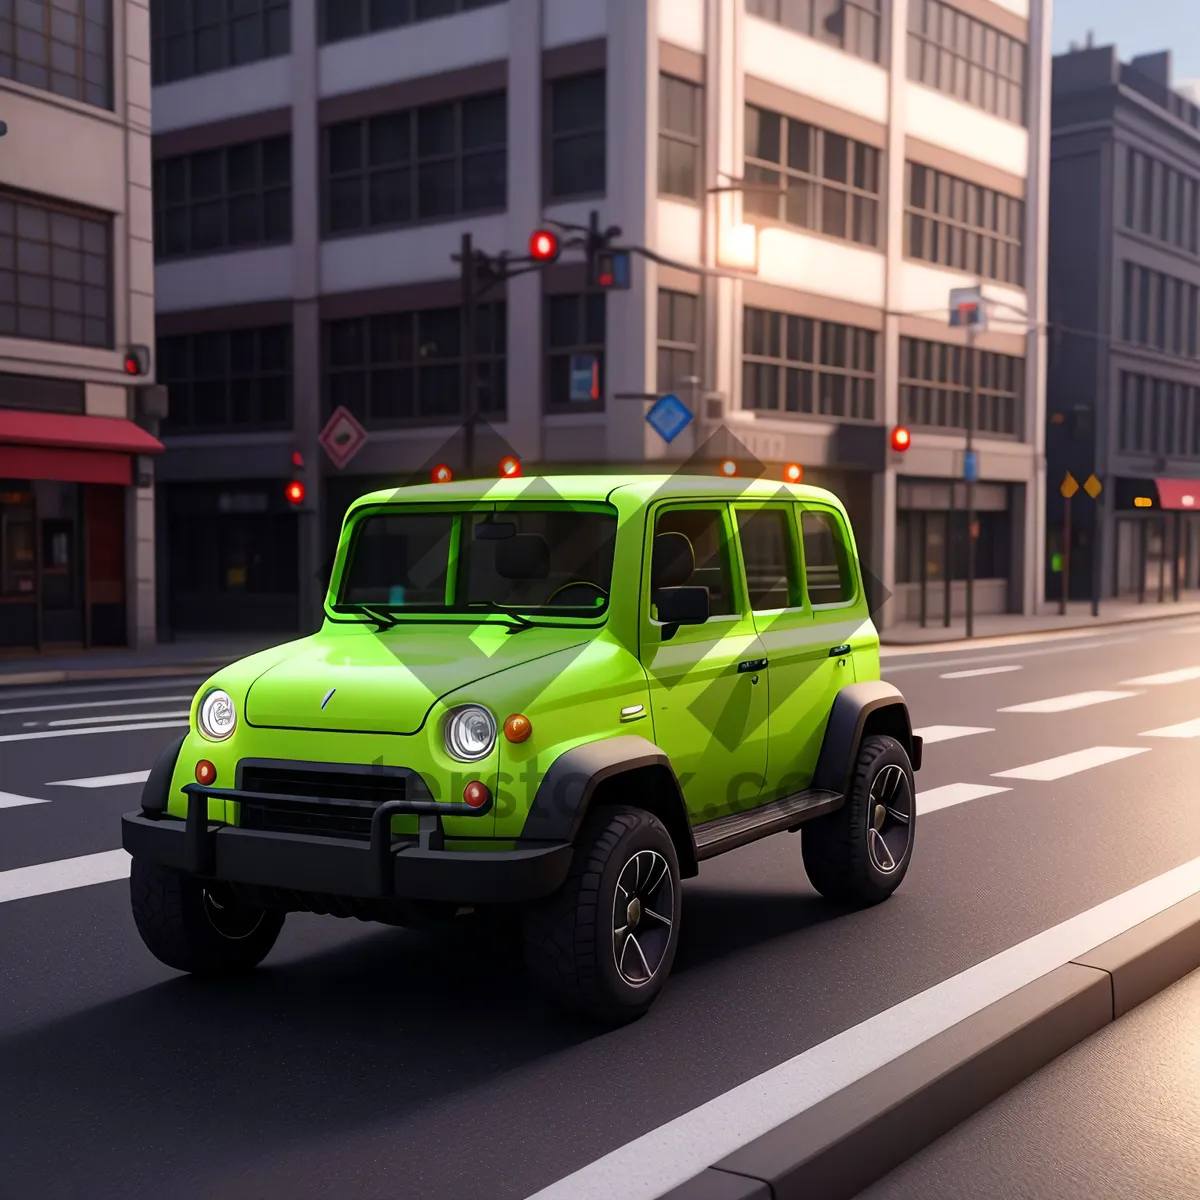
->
[[716, 222, 759, 273]]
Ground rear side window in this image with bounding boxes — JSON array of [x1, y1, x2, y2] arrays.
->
[[735, 507, 799, 610], [800, 508, 855, 607]]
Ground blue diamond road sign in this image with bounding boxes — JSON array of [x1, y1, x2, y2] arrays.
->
[[646, 393, 693, 443]]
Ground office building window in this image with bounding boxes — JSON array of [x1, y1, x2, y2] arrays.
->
[[323, 304, 506, 428], [1116, 373, 1200, 457], [319, 0, 504, 43], [0, 0, 111, 108], [657, 290, 700, 396], [153, 137, 292, 260], [899, 337, 1023, 436], [0, 193, 110, 348], [658, 75, 702, 201], [547, 72, 606, 199], [324, 93, 506, 235], [905, 163, 1024, 285], [150, 0, 290, 85], [906, 0, 1026, 125], [159, 326, 293, 433], [1121, 263, 1200, 360], [746, 0, 882, 65], [744, 106, 881, 247], [0, 372, 85, 413], [545, 293, 605, 410], [742, 307, 877, 421], [1122, 147, 1200, 255]]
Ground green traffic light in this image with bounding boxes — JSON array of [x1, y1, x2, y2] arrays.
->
[[1051, 553, 1063, 573]]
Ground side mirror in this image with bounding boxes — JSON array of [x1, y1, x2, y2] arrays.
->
[[655, 586, 709, 640]]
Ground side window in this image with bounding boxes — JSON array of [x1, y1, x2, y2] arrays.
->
[[735, 507, 799, 611], [652, 507, 736, 617], [800, 508, 856, 607]]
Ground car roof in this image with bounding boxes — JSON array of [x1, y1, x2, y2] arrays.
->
[[348, 473, 845, 512]]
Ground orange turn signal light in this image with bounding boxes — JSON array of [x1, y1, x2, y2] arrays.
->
[[504, 713, 532, 743], [195, 760, 217, 785], [463, 780, 491, 809]]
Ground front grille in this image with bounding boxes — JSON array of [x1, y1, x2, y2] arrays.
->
[[237, 764, 406, 841]]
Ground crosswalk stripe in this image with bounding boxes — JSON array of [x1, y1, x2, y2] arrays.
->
[[0, 791, 49, 810], [47, 771, 151, 789], [0, 849, 130, 904], [912, 725, 994, 744], [917, 782, 1011, 814], [939, 665, 1022, 680], [1139, 719, 1200, 739], [992, 746, 1149, 781], [998, 690, 1138, 714], [1121, 666, 1200, 686], [0, 720, 189, 744]]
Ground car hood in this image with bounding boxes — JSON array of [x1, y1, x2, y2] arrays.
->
[[244, 622, 596, 735]]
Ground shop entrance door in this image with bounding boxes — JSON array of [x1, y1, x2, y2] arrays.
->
[[36, 481, 83, 644]]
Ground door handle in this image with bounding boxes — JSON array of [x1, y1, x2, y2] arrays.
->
[[828, 644, 851, 657], [738, 658, 769, 672]]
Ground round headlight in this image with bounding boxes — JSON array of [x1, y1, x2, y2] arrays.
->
[[197, 689, 237, 741], [445, 705, 497, 762]]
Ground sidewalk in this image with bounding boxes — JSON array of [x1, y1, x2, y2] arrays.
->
[[881, 596, 1200, 647]]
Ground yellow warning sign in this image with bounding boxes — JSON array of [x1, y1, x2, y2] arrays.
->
[[1061, 472, 1079, 499], [1083, 474, 1102, 499]]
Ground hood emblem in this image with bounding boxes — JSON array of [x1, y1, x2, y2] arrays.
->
[[321, 688, 336, 710]]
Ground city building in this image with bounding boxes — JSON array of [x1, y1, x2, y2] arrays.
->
[[150, 0, 1050, 635], [1049, 46, 1200, 604], [0, 0, 160, 654]]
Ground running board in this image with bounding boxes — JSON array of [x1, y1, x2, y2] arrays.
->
[[692, 788, 843, 860]]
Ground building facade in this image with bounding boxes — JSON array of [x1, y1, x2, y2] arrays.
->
[[1049, 47, 1200, 605], [0, 0, 160, 655], [150, 0, 1050, 636]]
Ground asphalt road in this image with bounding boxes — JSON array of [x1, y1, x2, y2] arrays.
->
[[4, 617, 1200, 1199]]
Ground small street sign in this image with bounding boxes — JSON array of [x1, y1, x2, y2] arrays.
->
[[1060, 471, 1079, 499], [319, 406, 368, 469], [1083, 474, 1102, 499], [949, 286, 988, 330], [569, 354, 600, 402], [645, 393, 693, 444], [963, 450, 978, 482]]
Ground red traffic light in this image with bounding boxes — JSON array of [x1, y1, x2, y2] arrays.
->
[[499, 455, 521, 478], [529, 230, 559, 262], [719, 458, 738, 477], [783, 463, 803, 483], [291, 451, 304, 468], [890, 426, 912, 452], [285, 480, 306, 505], [431, 463, 453, 483], [123, 345, 150, 376]]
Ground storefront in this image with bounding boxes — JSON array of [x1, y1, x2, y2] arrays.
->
[[1112, 477, 1200, 602], [0, 409, 162, 652]]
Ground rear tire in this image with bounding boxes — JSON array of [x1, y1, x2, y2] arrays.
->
[[130, 858, 285, 976], [802, 734, 915, 906], [522, 806, 681, 1025]]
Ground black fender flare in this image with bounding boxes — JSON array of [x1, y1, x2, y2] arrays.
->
[[139, 733, 188, 815], [520, 734, 699, 877], [812, 681, 921, 797]]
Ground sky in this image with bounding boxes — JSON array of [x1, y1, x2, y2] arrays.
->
[[1052, 0, 1200, 84]]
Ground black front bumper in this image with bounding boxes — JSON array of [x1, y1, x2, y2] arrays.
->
[[122, 786, 573, 904]]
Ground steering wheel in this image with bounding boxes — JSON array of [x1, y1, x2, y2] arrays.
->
[[545, 581, 609, 607]]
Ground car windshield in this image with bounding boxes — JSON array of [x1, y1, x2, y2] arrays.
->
[[335, 507, 618, 617]]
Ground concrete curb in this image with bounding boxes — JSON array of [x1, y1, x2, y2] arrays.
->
[[660, 893, 1200, 1200], [0, 659, 230, 687]]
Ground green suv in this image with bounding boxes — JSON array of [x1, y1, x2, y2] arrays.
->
[[123, 474, 922, 1023]]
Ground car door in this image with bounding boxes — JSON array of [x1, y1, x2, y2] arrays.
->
[[640, 502, 769, 825], [733, 501, 838, 802]]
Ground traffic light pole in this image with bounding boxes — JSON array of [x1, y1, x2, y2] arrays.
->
[[965, 322, 976, 640], [460, 232, 477, 476]]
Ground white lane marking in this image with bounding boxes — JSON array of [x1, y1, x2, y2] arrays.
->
[[0, 720, 188, 744], [993, 746, 1150, 781], [917, 782, 1012, 815], [1140, 719, 1200, 739], [47, 710, 189, 728], [0, 694, 193, 717], [939, 665, 1022, 680], [0, 678, 204, 703], [881, 637, 1141, 675], [0, 791, 49, 809], [525, 854, 1200, 1200], [1121, 667, 1200, 686], [912, 725, 994, 744], [998, 690, 1139, 714], [48, 770, 151, 789], [0, 849, 130, 904]]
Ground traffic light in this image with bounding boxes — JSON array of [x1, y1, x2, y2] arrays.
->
[[529, 230, 560, 262], [431, 463, 453, 483], [499, 455, 521, 478], [286, 449, 307, 507], [783, 463, 803, 483], [123, 345, 151, 376], [890, 426, 912, 452], [591, 248, 631, 289], [719, 458, 738, 477]]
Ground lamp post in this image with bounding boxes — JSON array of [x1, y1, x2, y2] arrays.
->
[[950, 286, 986, 639]]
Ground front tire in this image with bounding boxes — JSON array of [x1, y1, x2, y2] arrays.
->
[[522, 806, 681, 1024], [802, 734, 916, 906], [130, 858, 285, 975]]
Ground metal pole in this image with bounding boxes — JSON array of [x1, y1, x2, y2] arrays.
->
[[919, 510, 928, 629], [1173, 510, 1181, 602], [460, 232, 476, 476], [943, 497, 953, 628], [1138, 520, 1146, 604], [965, 324, 976, 638], [1091, 480, 1102, 617], [1060, 495, 1071, 616], [1158, 515, 1166, 603]]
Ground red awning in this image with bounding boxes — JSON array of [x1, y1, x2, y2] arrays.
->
[[1155, 478, 1200, 511], [0, 409, 164, 487]]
